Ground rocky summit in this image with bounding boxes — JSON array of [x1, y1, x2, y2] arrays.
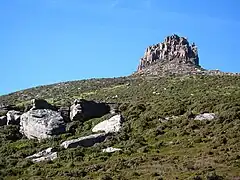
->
[[136, 34, 202, 76], [135, 34, 240, 76]]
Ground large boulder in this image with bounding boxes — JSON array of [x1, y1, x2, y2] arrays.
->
[[70, 99, 110, 121], [61, 133, 107, 149], [26, 147, 57, 162], [6, 110, 22, 125], [194, 113, 216, 121], [92, 115, 123, 133], [20, 109, 66, 139], [0, 116, 7, 126]]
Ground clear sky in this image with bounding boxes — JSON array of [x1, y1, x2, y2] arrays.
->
[[0, 0, 239, 95]]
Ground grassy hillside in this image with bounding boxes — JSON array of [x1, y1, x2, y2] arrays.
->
[[0, 75, 240, 180]]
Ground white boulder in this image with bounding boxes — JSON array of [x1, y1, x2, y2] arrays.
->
[[102, 147, 121, 153], [194, 113, 216, 121], [20, 109, 66, 139], [92, 115, 123, 133]]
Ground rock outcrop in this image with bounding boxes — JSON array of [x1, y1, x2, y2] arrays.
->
[[6, 110, 22, 125], [60, 133, 107, 149], [92, 115, 123, 133], [70, 99, 110, 121], [20, 109, 66, 139], [26, 147, 57, 162], [135, 34, 203, 76], [137, 34, 199, 71]]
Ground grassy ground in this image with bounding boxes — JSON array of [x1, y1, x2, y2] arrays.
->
[[0, 75, 240, 179]]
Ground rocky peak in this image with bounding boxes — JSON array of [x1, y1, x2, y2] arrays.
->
[[137, 34, 200, 74]]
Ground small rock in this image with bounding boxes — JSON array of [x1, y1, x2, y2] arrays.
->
[[61, 133, 107, 149], [92, 115, 123, 133], [26, 147, 57, 162], [6, 110, 22, 125], [102, 147, 121, 153], [194, 113, 216, 121], [0, 116, 7, 126]]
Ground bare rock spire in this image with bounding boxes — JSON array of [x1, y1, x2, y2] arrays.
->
[[137, 34, 200, 74]]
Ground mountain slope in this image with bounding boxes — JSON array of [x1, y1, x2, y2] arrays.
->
[[0, 34, 240, 179], [0, 75, 240, 179]]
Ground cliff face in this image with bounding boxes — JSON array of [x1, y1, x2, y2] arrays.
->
[[137, 34, 200, 74]]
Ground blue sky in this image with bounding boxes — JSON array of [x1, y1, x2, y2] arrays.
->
[[0, 0, 239, 95]]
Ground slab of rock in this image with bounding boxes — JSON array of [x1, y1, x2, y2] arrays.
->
[[20, 109, 66, 139], [26, 147, 57, 162], [60, 133, 107, 149], [92, 115, 123, 133], [0, 116, 7, 126], [102, 147, 121, 153], [70, 99, 110, 121], [194, 113, 216, 121], [6, 110, 22, 125]]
